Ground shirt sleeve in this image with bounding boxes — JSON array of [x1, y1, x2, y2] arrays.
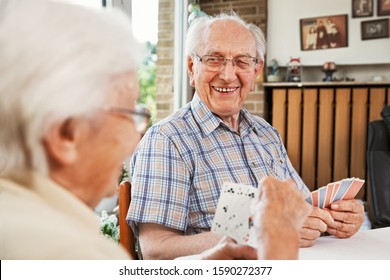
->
[[126, 127, 191, 235], [273, 128, 310, 197], [259, 121, 310, 197]]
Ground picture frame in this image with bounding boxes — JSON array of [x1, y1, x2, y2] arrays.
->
[[361, 18, 390, 40], [378, 0, 390, 16], [300, 14, 348, 51], [352, 0, 373, 17]]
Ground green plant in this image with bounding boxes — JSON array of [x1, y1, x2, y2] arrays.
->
[[138, 41, 156, 125], [118, 163, 129, 184], [99, 210, 120, 243]]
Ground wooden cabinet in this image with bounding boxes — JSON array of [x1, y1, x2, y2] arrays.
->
[[264, 82, 390, 200]]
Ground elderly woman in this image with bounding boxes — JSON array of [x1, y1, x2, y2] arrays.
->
[[0, 0, 311, 260], [0, 0, 148, 259]]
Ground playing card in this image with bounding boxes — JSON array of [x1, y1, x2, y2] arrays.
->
[[212, 182, 245, 238], [211, 186, 235, 235], [331, 181, 340, 202], [311, 189, 319, 207], [323, 182, 334, 208], [229, 184, 257, 246], [341, 178, 365, 200], [304, 194, 312, 204], [306, 178, 365, 208], [239, 217, 260, 247], [318, 186, 328, 209], [211, 182, 258, 247], [332, 178, 354, 202]]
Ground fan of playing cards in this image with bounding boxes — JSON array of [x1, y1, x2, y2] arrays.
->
[[304, 177, 365, 209], [211, 178, 365, 248]]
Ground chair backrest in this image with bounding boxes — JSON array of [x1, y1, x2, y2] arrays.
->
[[118, 180, 138, 259], [366, 120, 390, 229]]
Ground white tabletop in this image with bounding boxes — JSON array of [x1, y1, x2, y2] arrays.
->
[[299, 227, 390, 260]]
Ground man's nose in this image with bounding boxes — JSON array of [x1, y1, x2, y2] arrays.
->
[[219, 59, 237, 81]]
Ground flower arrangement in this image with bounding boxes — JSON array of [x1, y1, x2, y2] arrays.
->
[[98, 163, 129, 243], [99, 210, 120, 244]]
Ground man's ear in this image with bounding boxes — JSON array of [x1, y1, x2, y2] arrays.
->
[[251, 60, 264, 90], [254, 60, 264, 79], [187, 55, 196, 87], [43, 118, 80, 166]]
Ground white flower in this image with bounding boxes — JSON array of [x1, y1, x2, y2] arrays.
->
[[99, 210, 120, 244]]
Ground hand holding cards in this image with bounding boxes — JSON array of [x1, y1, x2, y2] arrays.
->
[[304, 178, 365, 209], [211, 179, 312, 252], [211, 178, 364, 249]]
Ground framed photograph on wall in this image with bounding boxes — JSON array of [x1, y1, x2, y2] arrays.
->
[[352, 0, 373, 17], [300, 14, 348, 51], [361, 18, 390, 40], [378, 0, 390, 16]]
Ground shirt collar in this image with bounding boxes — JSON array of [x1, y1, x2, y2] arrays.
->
[[190, 93, 221, 136], [190, 93, 257, 136], [239, 107, 259, 136]]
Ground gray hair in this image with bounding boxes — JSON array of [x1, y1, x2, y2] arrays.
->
[[185, 11, 266, 61], [0, 0, 142, 175]]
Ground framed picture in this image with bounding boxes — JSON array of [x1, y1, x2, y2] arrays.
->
[[300, 14, 348, 51], [378, 0, 390, 16], [352, 0, 373, 17], [361, 18, 390, 40]]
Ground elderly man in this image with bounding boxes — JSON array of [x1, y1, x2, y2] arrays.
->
[[0, 0, 310, 260], [127, 12, 364, 259]]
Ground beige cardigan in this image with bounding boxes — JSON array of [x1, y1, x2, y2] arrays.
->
[[0, 171, 130, 260]]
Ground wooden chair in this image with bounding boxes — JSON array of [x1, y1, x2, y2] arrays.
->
[[367, 120, 390, 229], [118, 180, 139, 259]]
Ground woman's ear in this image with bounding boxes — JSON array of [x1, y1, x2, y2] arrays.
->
[[43, 118, 80, 166]]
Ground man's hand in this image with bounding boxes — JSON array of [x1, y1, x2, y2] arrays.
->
[[299, 207, 334, 247], [326, 199, 364, 238]]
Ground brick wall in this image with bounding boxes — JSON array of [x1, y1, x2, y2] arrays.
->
[[156, 0, 175, 120], [156, 0, 267, 121]]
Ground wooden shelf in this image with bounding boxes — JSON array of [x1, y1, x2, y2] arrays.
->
[[263, 81, 390, 87]]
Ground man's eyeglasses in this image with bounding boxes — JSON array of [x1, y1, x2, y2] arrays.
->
[[104, 105, 151, 134], [192, 53, 259, 73]]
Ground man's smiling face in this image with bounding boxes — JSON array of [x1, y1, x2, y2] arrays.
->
[[188, 19, 262, 118]]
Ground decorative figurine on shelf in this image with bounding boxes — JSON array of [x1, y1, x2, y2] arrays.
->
[[267, 58, 282, 82], [188, 0, 207, 26], [323, 61, 337, 81], [287, 57, 302, 82], [271, 59, 279, 76]]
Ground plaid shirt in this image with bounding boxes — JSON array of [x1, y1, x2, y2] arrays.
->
[[127, 94, 309, 235]]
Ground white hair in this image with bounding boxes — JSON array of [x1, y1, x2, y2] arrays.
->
[[185, 12, 267, 61], [0, 0, 142, 175]]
